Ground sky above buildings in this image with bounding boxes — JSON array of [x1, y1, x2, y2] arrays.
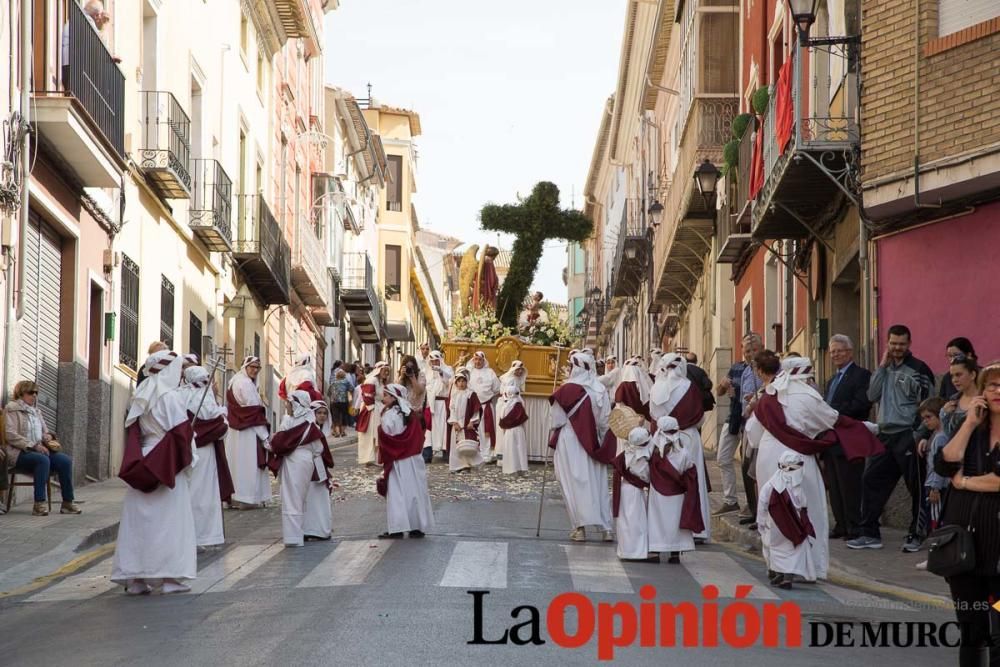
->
[[325, 0, 625, 305]]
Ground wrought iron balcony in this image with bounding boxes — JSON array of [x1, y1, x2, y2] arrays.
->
[[189, 159, 233, 252], [749, 40, 860, 239], [138, 91, 192, 199], [340, 252, 383, 343], [717, 173, 752, 264], [610, 202, 651, 298], [233, 195, 291, 305], [31, 0, 125, 187], [291, 216, 331, 314]]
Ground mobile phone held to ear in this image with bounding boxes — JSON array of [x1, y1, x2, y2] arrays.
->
[[976, 404, 987, 420]]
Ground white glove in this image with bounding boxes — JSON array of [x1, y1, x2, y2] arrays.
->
[[863, 421, 879, 435]]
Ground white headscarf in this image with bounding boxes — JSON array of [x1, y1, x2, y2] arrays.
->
[[183, 353, 199, 367], [279, 389, 316, 432], [567, 351, 605, 398], [126, 350, 184, 427], [649, 347, 663, 371], [285, 352, 316, 392], [619, 357, 652, 404], [183, 366, 224, 420], [364, 361, 389, 386], [229, 356, 261, 390], [626, 426, 651, 452], [767, 356, 818, 406], [770, 451, 806, 494], [649, 353, 689, 409], [499, 360, 526, 392], [651, 415, 681, 454], [310, 399, 332, 437], [449, 369, 473, 422], [384, 383, 412, 416]]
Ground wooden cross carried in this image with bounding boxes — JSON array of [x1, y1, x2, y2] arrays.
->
[[479, 182, 593, 328]]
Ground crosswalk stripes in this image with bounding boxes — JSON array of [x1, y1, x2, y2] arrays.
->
[[675, 551, 778, 600], [297, 540, 393, 588], [26, 560, 116, 603], [195, 543, 284, 594], [439, 541, 508, 589], [562, 545, 633, 594]]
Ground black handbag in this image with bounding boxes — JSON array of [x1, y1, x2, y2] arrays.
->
[[926, 495, 980, 578]]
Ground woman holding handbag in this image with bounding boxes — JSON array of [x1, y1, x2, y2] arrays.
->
[[934, 363, 1000, 667]]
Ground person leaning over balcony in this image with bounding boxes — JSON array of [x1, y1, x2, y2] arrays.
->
[[60, 0, 120, 83], [4, 381, 82, 516], [934, 363, 1000, 667]]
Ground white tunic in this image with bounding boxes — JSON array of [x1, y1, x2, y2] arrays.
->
[[382, 408, 436, 534], [224, 374, 271, 505], [551, 391, 612, 531], [357, 380, 383, 465], [277, 416, 329, 547], [427, 365, 453, 454], [616, 444, 651, 559], [467, 365, 500, 457], [757, 474, 817, 581], [647, 444, 697, 554], [303, 438, 333, 540], [189, 444, 224, 547], [447, 389, 483, 472], [112, 396, 197, 584], [497, 395, 529, 474]]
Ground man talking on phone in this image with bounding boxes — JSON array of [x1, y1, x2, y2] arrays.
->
[[848, 324, 934, 553]]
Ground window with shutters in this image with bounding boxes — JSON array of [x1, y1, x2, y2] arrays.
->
[[386, 155, 403, 212], [160, 276, 175, 349], [189, 312, 203, 359], [385, 244, 402, 301], [120, 254, 140, 370]]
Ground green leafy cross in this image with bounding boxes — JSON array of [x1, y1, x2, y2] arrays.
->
[[480, 182, 593, 329]]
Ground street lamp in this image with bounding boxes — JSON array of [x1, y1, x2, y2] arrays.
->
[[694, 159, 721, 208], [788, 0, 860, 46], [590, 286, 602, 302], [647, 199, 664, 228]]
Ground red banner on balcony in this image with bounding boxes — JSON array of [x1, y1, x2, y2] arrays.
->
[[775, 56, 794, 156], [748, 120, 765, 201]]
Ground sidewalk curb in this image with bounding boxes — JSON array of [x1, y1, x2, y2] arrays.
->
[[0, 522, 119, 599]]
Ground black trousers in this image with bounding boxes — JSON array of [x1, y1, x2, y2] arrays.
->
[[822, 447, 865, 537], [948, 574, 1000, 667], [858, 430, 922, 539]]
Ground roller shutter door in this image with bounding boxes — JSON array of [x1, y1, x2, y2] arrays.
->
[[20, 210, 62, 428]]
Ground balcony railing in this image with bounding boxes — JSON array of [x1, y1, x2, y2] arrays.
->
[[63, 0, 124, 156], [716, 174, 751, 263], [189, 159, 233, 252], [610, 201, 651, 298], [340, 253, 382, 343], [138, 91, 192, 198], [233, 195, 291, 305], [749, 40, 860, 238], [291, 216, 331, 310]]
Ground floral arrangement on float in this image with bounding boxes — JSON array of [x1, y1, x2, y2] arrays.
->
[[449, 308, 512, 344]]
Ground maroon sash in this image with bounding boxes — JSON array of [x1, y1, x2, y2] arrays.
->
[[753, 393, 885, 462], [767, 488, 816, 546], [498, 402, 528, 429], [648, 449, 705, 534], [190, 413, 235, 503], [611, 452, 649, 518], [376, 417, 424, 497], [355, 383, 377, 434], [670, 384, 705, 430], [226, 388, 270, 469], [266, 422, 332, 479], [481, 399, 496, 444], [547, 383, 617, 465], [119, 420, 194, 493], [614, 382, 651, 421]]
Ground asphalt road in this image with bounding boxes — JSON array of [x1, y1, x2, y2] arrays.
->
[[0, 446, 963, 666]]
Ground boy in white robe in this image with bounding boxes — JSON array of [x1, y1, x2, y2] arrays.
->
[[613, 428, 656, 561], [184, 365, 229, 550], [647, 416, 700, 564], [224, 356, 271, 508], [448, 369, 483, 472], [466, 352, 501, 463], [303, 400, 334, 541], [757, 452, 817, 588], [426, 351, 453, 462], [378, 384, 436, 538], [497, 381, 529, 475]]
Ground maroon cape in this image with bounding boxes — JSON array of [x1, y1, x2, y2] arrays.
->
[[226, 388, 270, 469], [355, 383, 377, 433], [376, 417, 424, 497], [119, 420, 195, 493], [648, 449, 705, 534], [278, 378, 324, 402], [266, 422, 333, 479], [611, 453, 649, 518], [480, 398, 496, 445], [190, 412, 235, 503], [547, 383, 617, 465], [614, 381, 651, 421], [767, 488, 816, 546], [498, 402, 528, 429], [667, 383, 705, 430], [753, 393, 885, 462]]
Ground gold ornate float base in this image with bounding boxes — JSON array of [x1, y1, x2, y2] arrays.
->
[[441, 336, 569, 398]]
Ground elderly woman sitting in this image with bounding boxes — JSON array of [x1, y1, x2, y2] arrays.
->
[[4, 381, 81, 516]]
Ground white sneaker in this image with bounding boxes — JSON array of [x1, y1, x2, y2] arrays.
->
[[915, 560, 928, 570], [161, 581, 191, 594], [125, 580, 151, 596], [570, 527, 586, 542]]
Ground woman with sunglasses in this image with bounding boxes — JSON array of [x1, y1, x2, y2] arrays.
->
[[3, 381, 80, 516]]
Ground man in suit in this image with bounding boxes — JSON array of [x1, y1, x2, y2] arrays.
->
[[822, 334, 872, 540]]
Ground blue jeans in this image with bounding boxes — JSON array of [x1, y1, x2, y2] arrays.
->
[[13, 450, 74, 502]]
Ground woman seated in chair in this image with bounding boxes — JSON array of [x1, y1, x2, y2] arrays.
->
[[3, 380, 81, 516]]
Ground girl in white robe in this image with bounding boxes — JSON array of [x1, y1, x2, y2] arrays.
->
[[303, 400, 334, 541], [357, 362, 389, 465], [225, 357, 271, 507], [498, 381, 529, 475], [615, 428, 654, 560], [466, 352, 501, 463], [757, 452, 817, 588], [112, 351, 197, 595], [184, 365, 227, 549], [448, 370, 483, 472], [426, 351, 454, 461], [647, 416, 697, 563], [273, 391, 329, 547], [379, 384, 436, 537]]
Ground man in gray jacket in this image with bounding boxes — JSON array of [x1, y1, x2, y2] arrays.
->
[[847, 324, 934, 552]]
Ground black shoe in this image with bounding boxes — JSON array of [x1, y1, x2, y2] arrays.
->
[[667, 552, 680, 564], [777, 574, 793, 590], [378, 532, 404, 539], [829, 527, 847, 539], [304, 535, 332, 542], [409, 530, 425, 539], [694, 537, 707, 545], [747, 523, 758, 531], [738, 515, 755, 525]]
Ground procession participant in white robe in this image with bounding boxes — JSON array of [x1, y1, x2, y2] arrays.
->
[[447, 369, 483, 472], [599, 355, 622, 394], [182, 353, 199, 370], [302, 400, 335, 541], [184, 365, 232, 550], [112, 351, 197, 595], [426, 351, 453, 461], [613, 358, 653, 454], [377, 384, 436, 538], [356, 361, 390, 465], [549, 352, 616, 542], [649, 353, 711, 541], [612, 427, 656, 561], [747, 356, 883, 580], [757, 452, 817, 588], [268, 391, 332, 547], [499, 360, 527, 393], [279, 352, 323, 402], [416, 342, 432, 377], [466, 351, 501, 463], [498, 381, 529, 475], [224, 356, 271, 508], [647, 416, 703, 564], [649, 348, 664, 382]]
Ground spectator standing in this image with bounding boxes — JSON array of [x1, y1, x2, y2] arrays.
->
[[737, 333, 765, 526], [938, 337, 977, 399], [329, 369, 353, 438], [712, 357, 747, 515], [915, 397, 949, 559], [940, 354, 979, 438], [822, 334, 872, 540], [848, 325, 934, 552]]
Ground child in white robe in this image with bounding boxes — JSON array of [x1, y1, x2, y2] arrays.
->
[[757, 451, 817, 589], [647, 416, 698, 564], [614, 428, 655, 561], [302, 400, 334, 541], [447, 370, 483, 473], [497, 381, 529, 475], [184, 365, 227, 550], [272, 391, 329, 548], [378, 384, 436, 538]]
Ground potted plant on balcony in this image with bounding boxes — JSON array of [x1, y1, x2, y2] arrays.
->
[[732, 113, 753, 141], [752, 87, 771, 115], [723, 139, 740, 175]]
